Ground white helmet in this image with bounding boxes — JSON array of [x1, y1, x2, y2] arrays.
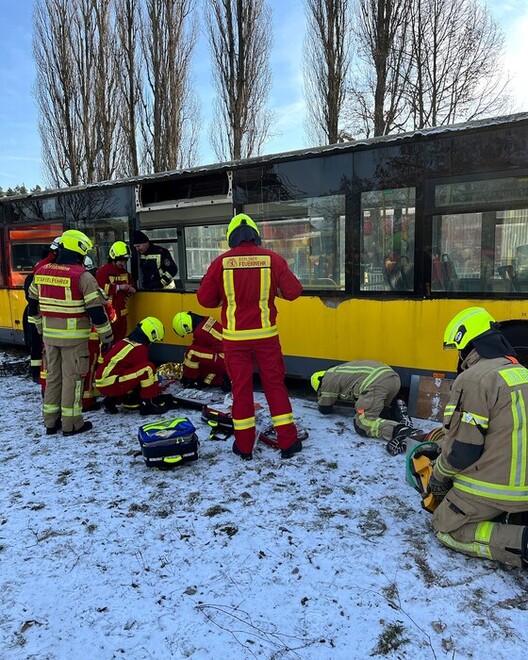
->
[[84, 256, 94, 269]]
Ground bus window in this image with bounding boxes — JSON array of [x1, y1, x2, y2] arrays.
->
[[8, 224, 63, 287], [185, 224, 228, 280], [361, 188, 416, 292], [138, 227, 179, 284], [432, 208, 528, 293], [90, 216, 131, 269], [244, 195, 346, 290]]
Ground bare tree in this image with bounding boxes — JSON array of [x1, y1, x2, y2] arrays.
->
[[408, 0, 509, 129], [140, 0, 199, 172], [205, 0, 273, 161], [115, 0, 142, 176], [34, 0, 81, 187], [303, 0, 352, 145], [347, 0, 413, 138], [34, 0, 123, 186]]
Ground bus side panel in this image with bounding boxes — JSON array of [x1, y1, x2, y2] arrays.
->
[[0, 289, 27, 346], [129, 291, 528, 384]]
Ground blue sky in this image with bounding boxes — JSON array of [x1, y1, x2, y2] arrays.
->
[[0, 0, 526, 191]]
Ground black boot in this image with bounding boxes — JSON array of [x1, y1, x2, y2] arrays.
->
[[63, 421, 93, 437], [103, 397, 119, 414], [281, 439, 302, 459], [123, 390, 141, 410], [46, 419, 62, 435], [232, 441, 253, 460], [140, 396, 169, 416]]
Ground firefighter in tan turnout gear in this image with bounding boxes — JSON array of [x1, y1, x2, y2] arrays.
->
[[311, 361, 421, 454], [28, 230, 113, 436], [428, 307, 528, 568]]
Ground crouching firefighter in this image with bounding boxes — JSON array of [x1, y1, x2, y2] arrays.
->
[[311, 360, 422, 455], [95, 317, 173, 415], [172, 311, 229, 390], [417, 307, 528, 568]]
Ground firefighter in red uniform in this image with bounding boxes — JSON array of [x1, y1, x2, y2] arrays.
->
[[197, 213, 303, 460], [27, 230, 113, 436], [95, 317, 172, 416], [96, 241, 136, 343], [172, 311, 229, 389]]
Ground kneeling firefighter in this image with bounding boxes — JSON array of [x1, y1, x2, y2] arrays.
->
[[95, 317, 173, 415], [416, 307, 528, 568], [172, 311, 229, 390], [311, 360, 422, 455]]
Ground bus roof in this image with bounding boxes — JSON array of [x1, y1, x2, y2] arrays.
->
[[3, 111, 528, 202]]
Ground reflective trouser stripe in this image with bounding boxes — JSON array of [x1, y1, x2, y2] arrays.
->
[[43, 403, 60, 414], [357, 412, 382, 438], [272, 412, 294, 427], [233, 416, 255, 431], [436, 521, 495, 559]]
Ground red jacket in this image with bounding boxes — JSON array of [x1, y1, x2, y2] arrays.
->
[[193, 316, 223, 350], [94, 338, 150, 383], [197, 242, 302, 341], [96, 262, 135, 318]]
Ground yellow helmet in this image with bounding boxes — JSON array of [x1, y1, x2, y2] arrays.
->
[[310, 370, 326, 392], [139, 317, 165, 342], [172, 312, 193, 337], [60, 229, 93, 257], [109, 241, 131, 260], [443, 307, 496, 350], [226, 213, 260, 246], [50, 236, 61, 251]]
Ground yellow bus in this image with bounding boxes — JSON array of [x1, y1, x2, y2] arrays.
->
[[1, 113, 527, 385]]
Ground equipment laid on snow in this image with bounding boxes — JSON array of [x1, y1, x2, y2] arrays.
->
[[406, 437, 442, 513], [202, 401, 235, 440], [173, 387, 224, 410], [137, 417, 199, 469], [258, 423, 309, 449]]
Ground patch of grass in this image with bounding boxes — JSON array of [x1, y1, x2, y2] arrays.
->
[[373, 621, 409, 655], [204, 504, 229, 517]]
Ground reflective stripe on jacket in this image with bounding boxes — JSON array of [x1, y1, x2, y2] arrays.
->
[[197, 242, 302, 341], [317, 361, 397, 407], [34, 263, 86, 318]]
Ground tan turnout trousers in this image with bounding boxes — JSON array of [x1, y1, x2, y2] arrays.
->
[[432, 488, 527, 568], [43, 340, 90, 433]]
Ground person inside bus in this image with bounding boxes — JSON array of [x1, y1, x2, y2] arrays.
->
[[310, 361, 422, 455], [131, 230, 178, 290], [172, 311, 229, 390], [96, 241, 136, 343], [197, 213, 303, 460]]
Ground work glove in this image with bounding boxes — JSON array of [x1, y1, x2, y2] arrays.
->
[[385, 425, 425, 456], [428, 474, 452, 503]]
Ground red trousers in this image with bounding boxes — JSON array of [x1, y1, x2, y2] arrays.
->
[[224, 335, 297, 453], [183, 344, 227, 386]]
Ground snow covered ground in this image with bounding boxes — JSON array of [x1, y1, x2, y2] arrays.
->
[[0, 349, 527, 660]]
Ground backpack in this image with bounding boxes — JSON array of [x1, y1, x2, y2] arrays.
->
[[137, 417, 199, 469]]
